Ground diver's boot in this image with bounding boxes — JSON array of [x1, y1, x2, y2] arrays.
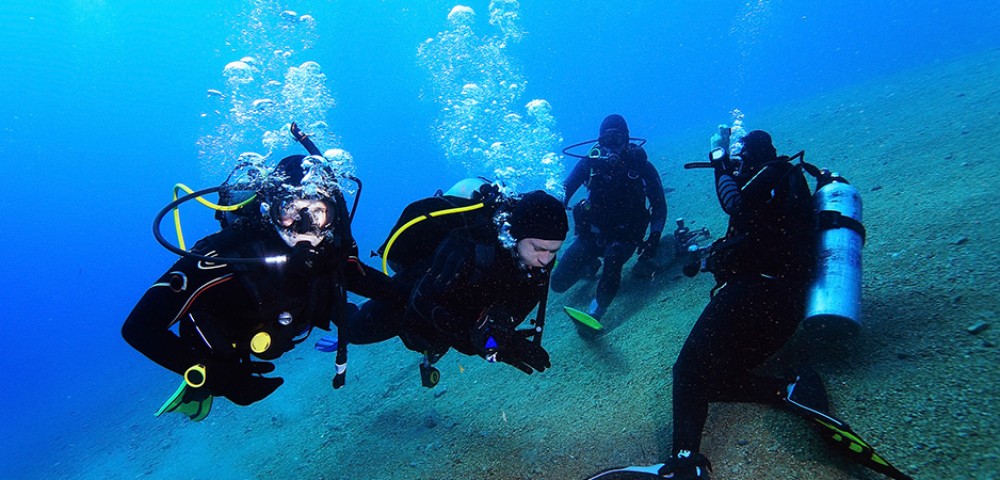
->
[[657, 450, 712, 480], [571, 298, 608, 338], [783, 368, 830, 418], [587, 298, 607, 321]]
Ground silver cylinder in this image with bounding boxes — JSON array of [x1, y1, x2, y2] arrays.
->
[[804, 180, 864, 337]]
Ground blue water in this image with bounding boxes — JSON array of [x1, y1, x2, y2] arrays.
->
[[1, 0, 996, 476]]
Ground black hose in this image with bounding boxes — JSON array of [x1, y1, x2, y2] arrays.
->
[[562, 137, 647, 159], [152, 186, 286, 266]]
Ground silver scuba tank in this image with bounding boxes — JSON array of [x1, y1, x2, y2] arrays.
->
[[804, 176, 865, 337]]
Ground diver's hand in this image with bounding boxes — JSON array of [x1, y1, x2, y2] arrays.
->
[[682, 258, 702, 278], [709, 145, 735, 175], [637, 231, 662, 260], [475, 322, 550, 374], [495, 335, 550, 374], [204, 359, 284, 406]]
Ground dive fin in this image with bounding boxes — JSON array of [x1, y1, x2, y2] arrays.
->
[[564, 306, 604, 330], [156, 380, 213, 422], [809, 416, 913, 480], [584, 463, 665, 479], [785, 379, 912, 480]]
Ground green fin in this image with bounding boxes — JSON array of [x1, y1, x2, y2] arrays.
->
[[810, 417, 913, 480], [156, 380, 213, 422], [786, 394, 912, 480], [564, 306, 604, 330]]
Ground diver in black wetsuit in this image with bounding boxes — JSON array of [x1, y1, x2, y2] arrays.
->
[[586, 131, 912, 480], [122, 155, 398, 417], [345, 190, 568, 378], [662, 130, 816, 478], [551, 114, 667, 324]]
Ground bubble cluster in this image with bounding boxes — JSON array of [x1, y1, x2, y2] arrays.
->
[[197, 0, 348, 181], [418, 2, 563, 196], [727, 108, 747, 156], [729, 0, 774, 95]]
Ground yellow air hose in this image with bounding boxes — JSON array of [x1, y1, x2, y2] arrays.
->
[[380, 202, 485, 274], [172, 183, 257, 251]]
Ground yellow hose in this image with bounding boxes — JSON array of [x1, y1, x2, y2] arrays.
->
[[172, 183, 257, 252], [381, 202, 485, 274]]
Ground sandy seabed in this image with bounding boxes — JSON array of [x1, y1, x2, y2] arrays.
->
[[37, 48, 1000, 480]]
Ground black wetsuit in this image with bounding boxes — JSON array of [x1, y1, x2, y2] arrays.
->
[[670, 159, 815, 454], [346, 226, 550, 365], [551, 143, 667, 308], [122, 227, 394, 405]]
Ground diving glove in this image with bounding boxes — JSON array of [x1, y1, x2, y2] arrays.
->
[[637, 231, 661, 260], [201, 358, 284, 406], [474, 321, 550, 374]]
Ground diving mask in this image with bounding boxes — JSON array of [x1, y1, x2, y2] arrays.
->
[[275, 198, 333, 247], [598, 128, 628, 151]]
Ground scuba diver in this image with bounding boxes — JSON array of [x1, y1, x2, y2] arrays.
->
[[553, 114, 667, 331], [664, 128, 818, 478], [343, 186, 568, 386], [586, 128, 909, 480], [122, 125, 399, 421]]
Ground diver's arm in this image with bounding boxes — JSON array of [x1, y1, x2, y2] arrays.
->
[[715, 170, 743, 216], [121, 251, 236, 376], [408, 235, 476, 339], [640, 151, 668, 234], [342, 246, 407, 304], [562, 159, 590, 207]]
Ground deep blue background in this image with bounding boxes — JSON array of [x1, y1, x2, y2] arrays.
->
[[1, 0, 996, 472]]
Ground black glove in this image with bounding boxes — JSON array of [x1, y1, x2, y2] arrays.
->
[[682, 258, 701, 278], [709, 146, 733, 174], [202, 358, 284, 406], [636, 231, 661, 260], [474, 320, 550, 374]]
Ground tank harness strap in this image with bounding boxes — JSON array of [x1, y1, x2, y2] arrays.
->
[[784, 155, 866, 245], [816, 210, 866, 244]]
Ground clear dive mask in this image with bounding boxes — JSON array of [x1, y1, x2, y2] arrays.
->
[[272, 198, 335, 247]]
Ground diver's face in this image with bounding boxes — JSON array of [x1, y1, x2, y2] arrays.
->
[[516, 238, 564, 269], [278, 199, 330, 247], [599, 128, 628, 151]]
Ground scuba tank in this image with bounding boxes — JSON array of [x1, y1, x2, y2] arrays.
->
[[804, 173, 866, 337], [377, 178, 503, 275]]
